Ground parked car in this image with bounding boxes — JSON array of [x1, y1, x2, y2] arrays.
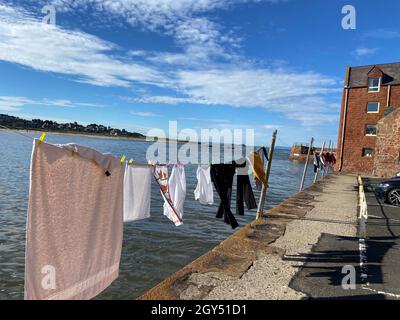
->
[[375, 176, 400, 206]]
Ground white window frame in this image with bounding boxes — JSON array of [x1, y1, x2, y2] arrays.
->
[[362, 148, 374, 158], [365, 124, 377, 136], [368, 77, 381, 93], [367, 102, 380, 113]]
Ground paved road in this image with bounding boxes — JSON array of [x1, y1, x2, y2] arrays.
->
[[290, 177, 400, 299], [361, 178, 400, 298]]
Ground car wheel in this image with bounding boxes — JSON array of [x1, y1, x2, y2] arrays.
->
[[388, 189, 400, 206]]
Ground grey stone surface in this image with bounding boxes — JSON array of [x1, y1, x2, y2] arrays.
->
[[203, 174, 358, 300]]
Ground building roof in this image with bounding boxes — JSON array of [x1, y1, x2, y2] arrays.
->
[[348, 62, 400, 88]]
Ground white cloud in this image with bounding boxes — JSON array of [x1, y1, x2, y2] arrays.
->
[[0, 95, 102, 111], [132, 95, 205, 105], [353, 47, 378, 57], [174, 68, 338, 108], [365, 29, 400, 39], [130, 68, 340, 121], [0, 96, 31, 111], [0, 4, 167, 87], [178, 117, 230, 123], [41, 0, 274, 66], [0, 2, 339, 128], [264, 124, 281, 129], [46, 0, 261, 44], [130, 110, 159, 117], [123, 67, 340, 126]]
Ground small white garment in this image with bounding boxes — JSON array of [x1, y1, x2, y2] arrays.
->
[[194, 165, 214, 205], [319, 153, 325, 167], [163, 164, 186, 226], [123, 164, 152, 222]]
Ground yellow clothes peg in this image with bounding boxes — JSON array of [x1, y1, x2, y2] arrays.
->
[[38, 132, 46, 145], [120, 155, 126, 165], [128, 159, 134, 165]]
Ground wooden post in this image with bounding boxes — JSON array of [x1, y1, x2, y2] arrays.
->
[[299, 137, 314, 192], [313, 141, 326, 183], [256, 130, 277, 219]]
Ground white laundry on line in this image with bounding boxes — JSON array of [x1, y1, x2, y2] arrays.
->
[[194, 165, 214, 205], [123, 163, 152, 222], [163, 164, 186, 226]]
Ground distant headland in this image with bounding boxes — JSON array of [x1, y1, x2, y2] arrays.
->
[[0, 114, 146, 139]]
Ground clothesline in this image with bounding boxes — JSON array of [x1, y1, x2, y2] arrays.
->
[[0, 126, 258, 168], [3, 126, 288, 301], [4, 126, 338, 300], [1, 126, 269, 226], [1, 130, 266, 227], [22, 137, 269, 300], [0, 124, 40, 141]]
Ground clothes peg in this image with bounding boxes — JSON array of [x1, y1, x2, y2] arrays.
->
[[38, 132, 46, 145], [120, 155, 126, 165], [70, 146, 78, 158], [128, 159, 134, 165]]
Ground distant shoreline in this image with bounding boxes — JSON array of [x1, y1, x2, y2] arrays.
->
[[0, 128, 188, 144], [0, 128, 284, 149]]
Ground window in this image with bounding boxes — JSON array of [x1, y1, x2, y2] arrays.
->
[[368, 77, 381, 92], [362, 148, 374, 157], [365, 124, 377, 136], [367, 102, 379, 113]]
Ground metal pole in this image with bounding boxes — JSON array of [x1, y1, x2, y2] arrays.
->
[[339, 66, 351, 172], [313, 141, 326, 183], [256, 130, 277, 219], [299, 137, 314, 192], [323, 140, 332, 177]]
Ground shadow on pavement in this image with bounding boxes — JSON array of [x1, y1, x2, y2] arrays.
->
[[287, 233, 393, 299], [288, 177, 400, 300]]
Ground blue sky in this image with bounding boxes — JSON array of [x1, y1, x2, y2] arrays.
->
[[1, 0, 400, 146]]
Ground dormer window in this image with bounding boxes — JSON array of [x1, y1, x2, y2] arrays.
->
[[368, 77, 381, 92]]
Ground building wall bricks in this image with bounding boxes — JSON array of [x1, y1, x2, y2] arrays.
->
[[373, 108, 400, 177], [336, 63, 400, 175]]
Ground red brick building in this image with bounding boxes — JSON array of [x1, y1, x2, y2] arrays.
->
[[337, 62, 400, 175]]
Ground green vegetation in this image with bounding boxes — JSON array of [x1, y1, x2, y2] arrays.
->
[[0, 114, 146, 139]]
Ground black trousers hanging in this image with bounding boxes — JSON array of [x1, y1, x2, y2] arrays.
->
[[236, 174, 257, 216], [210, 164, 239, 229]]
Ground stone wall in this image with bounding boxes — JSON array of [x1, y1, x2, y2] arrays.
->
[[373, 108, 400, 178]]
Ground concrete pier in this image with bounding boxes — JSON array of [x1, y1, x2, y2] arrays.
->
[[139, 174, 359, 300]]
